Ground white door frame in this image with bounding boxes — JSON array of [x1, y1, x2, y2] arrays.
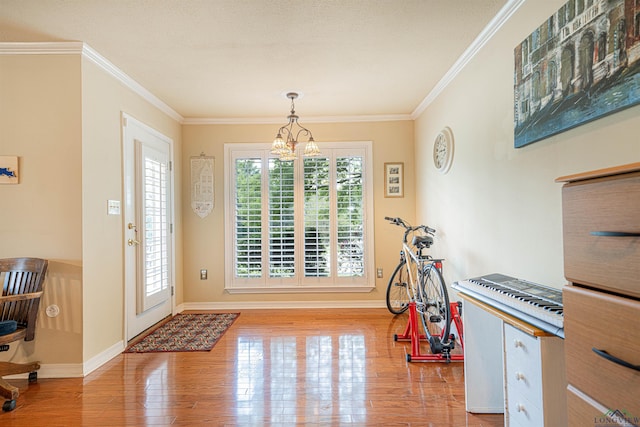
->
[[122, 112, 176, 341]]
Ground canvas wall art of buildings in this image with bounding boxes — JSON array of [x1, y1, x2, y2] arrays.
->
[[514, 0, 640, 148]]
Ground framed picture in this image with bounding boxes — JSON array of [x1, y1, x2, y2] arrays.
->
[[514, 0, 640, 148], [0, 156, 19, 184], [384, 162, 404, 198]]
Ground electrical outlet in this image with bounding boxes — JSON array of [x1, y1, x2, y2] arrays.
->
[[200, 269, 207, 280], [376, 268, 383, 278]]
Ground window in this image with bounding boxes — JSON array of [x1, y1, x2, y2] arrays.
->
[[225, 142, 374, 292]]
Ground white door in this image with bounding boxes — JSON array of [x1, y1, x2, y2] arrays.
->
[[123, 113, 174, 340]]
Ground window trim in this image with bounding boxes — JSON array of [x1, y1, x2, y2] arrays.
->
[[224, 141, 375, 293]]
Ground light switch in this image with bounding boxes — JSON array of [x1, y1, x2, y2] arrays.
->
[[200, 269, 207, 280], [107, 200, 121, 215]]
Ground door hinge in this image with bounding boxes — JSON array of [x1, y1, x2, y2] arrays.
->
[[168, 161, 172, 171], [171, 286, 174, 297], [170, 223, 173, 233]]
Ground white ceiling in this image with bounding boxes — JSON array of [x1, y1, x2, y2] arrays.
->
[[0, 0, 511, 122]]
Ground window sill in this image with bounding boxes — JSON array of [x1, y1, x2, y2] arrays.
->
[[225, 285, 375, 294]]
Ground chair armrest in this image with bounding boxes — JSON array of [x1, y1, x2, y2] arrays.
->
[[0, 291, 44, 303]]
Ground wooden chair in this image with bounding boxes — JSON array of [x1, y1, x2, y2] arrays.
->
[[0, 258, 48, 412]]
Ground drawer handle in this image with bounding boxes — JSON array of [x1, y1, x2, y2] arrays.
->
[[592, 348, 640, 372], [590, 231, 640, 237]]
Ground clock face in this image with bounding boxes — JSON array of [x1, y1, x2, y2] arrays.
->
[[433, 127, 454, 174]]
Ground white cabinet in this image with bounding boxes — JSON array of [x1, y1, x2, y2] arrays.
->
[[459, 295, 566, 427], [503, 324, 566, 427]]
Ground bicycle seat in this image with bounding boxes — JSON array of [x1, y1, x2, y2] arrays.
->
[[412, 235, 433, 249]]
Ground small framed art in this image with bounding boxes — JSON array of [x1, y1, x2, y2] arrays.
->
[[0, 156, 19, 184], [384, 162, 403, 198]]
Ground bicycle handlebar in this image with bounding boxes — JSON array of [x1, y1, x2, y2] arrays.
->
[[384, 216, 436, 236]]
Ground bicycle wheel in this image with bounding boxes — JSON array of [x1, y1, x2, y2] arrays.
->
[[417, 264, 451, 353], [386, 260, 411, 314]]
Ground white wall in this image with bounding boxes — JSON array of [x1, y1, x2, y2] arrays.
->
[[415, 0, 640, 290]]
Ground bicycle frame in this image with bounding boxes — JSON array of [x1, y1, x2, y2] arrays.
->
[[396, 223, 442, 308], [401, 241, 444, 332]]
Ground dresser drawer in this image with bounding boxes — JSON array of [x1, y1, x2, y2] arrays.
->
[[564, 285, 640, 415], [566, 386, 610, 427], [561, 171, 640, 298]]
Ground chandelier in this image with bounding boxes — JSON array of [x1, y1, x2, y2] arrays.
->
[[271, 92, 320, 160]]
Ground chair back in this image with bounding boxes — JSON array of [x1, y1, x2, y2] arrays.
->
[[0, 258, 48, 342]]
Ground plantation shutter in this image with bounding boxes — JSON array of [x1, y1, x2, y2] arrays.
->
[[225, 141, 373, 291], [303, 157, 331, 277], [234, 158, 263, 278], [268, 159, 295, 278], [336, 156, 364, 277]]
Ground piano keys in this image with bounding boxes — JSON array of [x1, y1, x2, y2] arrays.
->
[[452, 273, 564, 338]]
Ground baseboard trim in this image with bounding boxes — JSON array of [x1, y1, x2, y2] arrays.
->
[[83, 340, 125, 377], [181, 300, 386, 310]]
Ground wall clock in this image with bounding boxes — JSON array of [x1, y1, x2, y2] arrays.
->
[[433, 127, 454, 174]]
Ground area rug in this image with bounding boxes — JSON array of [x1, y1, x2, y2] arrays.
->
[[124, 313, 239, 353]]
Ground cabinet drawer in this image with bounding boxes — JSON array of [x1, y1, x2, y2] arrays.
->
[[504, 324, 542, 408], [562, 171, 640, 298], [566, 386, 611, 427], [564, 285, 640, 415], [507, 391, 542, 427]]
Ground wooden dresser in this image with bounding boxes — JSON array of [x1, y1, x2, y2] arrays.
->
[[556, 162, 640, 426]]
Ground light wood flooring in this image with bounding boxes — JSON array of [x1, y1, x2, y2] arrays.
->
[[1, 308, 503, 426]]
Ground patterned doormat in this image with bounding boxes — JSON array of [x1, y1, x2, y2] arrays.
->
[[124, 313, 240, 353]]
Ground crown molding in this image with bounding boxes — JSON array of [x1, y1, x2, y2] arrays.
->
[[81, 44, 183, 122], [0, 41, 184, 123], [182, 113, 412, 125], [0, 41, 84, 54], [411, 0, 526, 119]]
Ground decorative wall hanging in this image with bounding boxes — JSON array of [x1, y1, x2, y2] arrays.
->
[[514, 0, 640, 148], [0, 156, 19, 184], [190, 154, 214, 218], [384, 162, 404, 198]]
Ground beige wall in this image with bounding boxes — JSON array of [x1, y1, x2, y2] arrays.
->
[[81, 57, 183, 362], [0, 52, 182, 370], [0, 54, 84, 364], [181, 121, 415, 305], [415, 0, 640, 291]]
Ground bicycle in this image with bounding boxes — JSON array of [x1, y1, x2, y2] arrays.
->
[[384, 216, 454, 356]]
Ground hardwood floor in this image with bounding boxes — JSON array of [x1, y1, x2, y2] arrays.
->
[[1, 309, 503, 426]]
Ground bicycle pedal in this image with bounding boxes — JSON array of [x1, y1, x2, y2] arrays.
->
[[429, 315, 442, 323]]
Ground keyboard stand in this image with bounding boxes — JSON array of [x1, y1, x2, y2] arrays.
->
[[394, 301, 464, 362]]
